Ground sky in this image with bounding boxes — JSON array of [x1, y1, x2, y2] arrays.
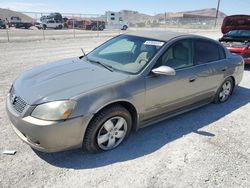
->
[[0, 0, 249, 16]]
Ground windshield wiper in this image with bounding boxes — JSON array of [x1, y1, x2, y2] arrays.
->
[[79, 48, 86, 59], [87, 58, 114, 72]]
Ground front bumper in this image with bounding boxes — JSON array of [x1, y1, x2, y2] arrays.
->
[[6, 95, 92, 152]]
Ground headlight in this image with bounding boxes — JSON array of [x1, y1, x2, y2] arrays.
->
[[31, 100, 77, 121]]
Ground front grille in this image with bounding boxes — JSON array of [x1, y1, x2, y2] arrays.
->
[[9, 88, 27, 114]]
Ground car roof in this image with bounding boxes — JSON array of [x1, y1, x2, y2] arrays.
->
[[124, 30, 190, 42]]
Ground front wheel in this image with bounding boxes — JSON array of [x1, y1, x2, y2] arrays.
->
[[122, 25, 128, 30], [214, 77, 234, 103], [83, 105, 132, 153], [91, 25, 97, 31]]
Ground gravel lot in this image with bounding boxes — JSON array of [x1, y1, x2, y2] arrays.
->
[[0, 30, 249, 188], [0, 27, 219, 43]]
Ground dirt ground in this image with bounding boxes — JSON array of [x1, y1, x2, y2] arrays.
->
[[0, 31, 249, 188]]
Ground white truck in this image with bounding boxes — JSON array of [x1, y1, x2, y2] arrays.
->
[[105, 11, 128, 30], [36, 20, 63, 30], [43, 20, 63, 29]]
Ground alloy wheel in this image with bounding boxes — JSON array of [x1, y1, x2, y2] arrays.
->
[[219, 80, 232, 102], [97, 116, 128, 150]]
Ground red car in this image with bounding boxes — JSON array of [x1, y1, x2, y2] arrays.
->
[[220, 15, 250, 64], [221, 15, 250, 34]]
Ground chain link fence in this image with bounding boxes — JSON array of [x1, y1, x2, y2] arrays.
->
[[0, 11, 223, 43]]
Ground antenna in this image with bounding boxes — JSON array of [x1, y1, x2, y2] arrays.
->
[[81, 48, 85, 56]]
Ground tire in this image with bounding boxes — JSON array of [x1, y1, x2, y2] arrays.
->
[[58, 25, 62, 29], [91, 25, 97, 31], [122, 25, 128, 30], [99, 26, 104, 31], [214, 77, 234, 103], [83, 105, 132, 153]]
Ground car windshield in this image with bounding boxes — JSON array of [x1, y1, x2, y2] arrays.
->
[[86, 35, 165, 74], [226, 30, 250, 38]]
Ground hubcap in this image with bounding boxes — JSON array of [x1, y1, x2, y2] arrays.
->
[[97, 116, 127, 150], [219, 80, 232, 102]]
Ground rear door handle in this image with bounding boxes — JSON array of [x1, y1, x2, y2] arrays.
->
[[221, 67, 227, 72], [189, 77, 196, 82]]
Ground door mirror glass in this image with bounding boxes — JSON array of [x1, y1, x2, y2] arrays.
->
[[151, 66, 176, 76]]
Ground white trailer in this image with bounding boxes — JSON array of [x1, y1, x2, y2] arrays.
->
[[105, 11, 128, 30]]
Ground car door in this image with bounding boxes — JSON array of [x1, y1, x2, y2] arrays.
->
[[52, 21, 57, 28], [193, 39, 228, 93], [46, 20, 51, 28], [47, 20, 55, 28], [143, 39, 215, 121]]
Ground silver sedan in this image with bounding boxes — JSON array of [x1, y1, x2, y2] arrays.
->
[[6, 31, 244, 153]]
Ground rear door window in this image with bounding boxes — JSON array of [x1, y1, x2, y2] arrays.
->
[[219, 46, 226, 59], [194, 40, 220, 64]]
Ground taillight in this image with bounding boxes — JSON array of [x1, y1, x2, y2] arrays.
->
[[243, 45, 249, 50]]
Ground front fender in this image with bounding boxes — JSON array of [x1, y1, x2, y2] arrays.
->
[[71, 76, 145, 120]]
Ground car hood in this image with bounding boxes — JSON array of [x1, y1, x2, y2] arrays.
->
[[13, 57, 129, 105]]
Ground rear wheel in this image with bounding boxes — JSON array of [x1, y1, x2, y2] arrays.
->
[[83, 105, 132, 153], [214, 77, 234, 103], [58, 25, 62, 29], [99, 25, 104, 31]]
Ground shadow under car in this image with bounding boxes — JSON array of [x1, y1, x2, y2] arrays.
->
[[34, 85, 250, 169]]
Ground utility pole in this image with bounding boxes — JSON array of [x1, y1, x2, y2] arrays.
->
[[214, 0, 221, 28]]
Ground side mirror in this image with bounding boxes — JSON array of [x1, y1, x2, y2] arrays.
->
[[151, 66, 176, 76]]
